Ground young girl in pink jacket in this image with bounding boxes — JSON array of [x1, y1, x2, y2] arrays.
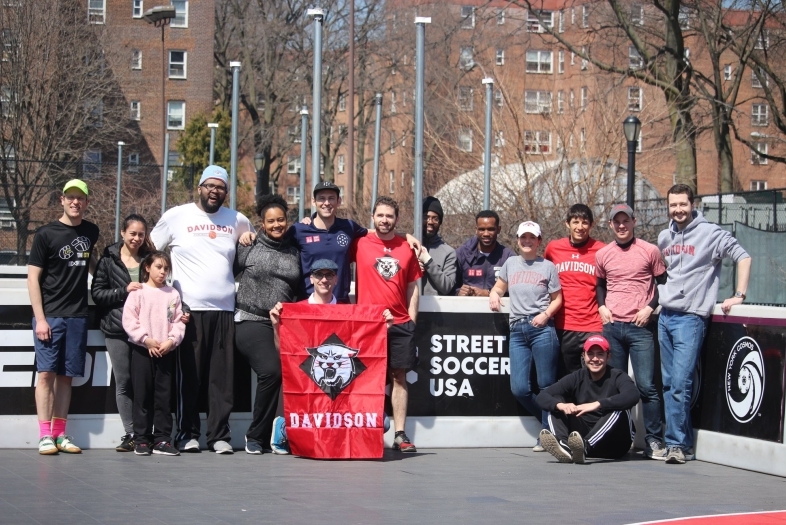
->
[[122, 251, 185, 456]]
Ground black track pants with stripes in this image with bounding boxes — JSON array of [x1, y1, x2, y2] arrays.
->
[[547, 409, 634, 459]]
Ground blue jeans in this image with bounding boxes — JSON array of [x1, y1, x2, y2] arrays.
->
[[604, 321, 663, 444], [658, 309, 709, 450], [509, 317, 559, 428]]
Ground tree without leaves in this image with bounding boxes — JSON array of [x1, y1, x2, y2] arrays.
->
[[0, 0, 133, 264]]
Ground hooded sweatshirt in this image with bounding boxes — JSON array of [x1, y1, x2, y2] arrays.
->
[[657, 210, 749, 317], [422, 233, 458, 296]]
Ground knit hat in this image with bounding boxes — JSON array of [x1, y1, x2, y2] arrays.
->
[[423, 196, 444, 222], [198, 165, 229, 187]]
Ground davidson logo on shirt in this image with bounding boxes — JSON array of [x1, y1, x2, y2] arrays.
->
[[300, 334, 367, 400], [375, 256, 400, 279]]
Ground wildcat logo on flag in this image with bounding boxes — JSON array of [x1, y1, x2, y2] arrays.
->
[[279, 303, 388, 459]]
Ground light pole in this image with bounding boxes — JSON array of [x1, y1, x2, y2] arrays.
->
[[413, 16, 430, 244], [299, 106, 309, 220], [482, 77, 494, 210], [143, 6, 175, 213], [229, 61, 241, 210], [254, 153, 267, 205], [208, 122, 219, 165], [370, 92, 382, 229], [115, 141, 125, 242], [308, 8, 325, 203], [623, 116, 642, 209]]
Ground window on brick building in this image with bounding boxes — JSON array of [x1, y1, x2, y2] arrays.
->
[[558, 50, 564, 73], [581, 46, 588, 70], [526, 50, 552, 73], [82, 150, 101, 178], [171, 0, 188, 28], [631, 4, 643, 25], [287, 156, 301, 174], [131, 50, 142, 70], [525, 90, 551, 114], [88, 0, 105, 24], [337, 155, 345, 173], [497, 8, 505, 25], [752, 68, 767, 88], [495, 131, 504, 148], [628, 87, 642, 111], [582, 5, 589, 27], [755, 30, 769, 50], [678, 7, 691, 29], [459, 46, 474, 69], [390, 91, 396, 113], [494, 89, 503, 108], [629, 46, 643, 70], [580, 86, 588, 108], [752, 104, 769, 126], [496, 48, 505, 66], [724, 64, 732, 81], [338, 93, 346, 111], [527, 10, 553, 33], [286, 186, 300, 204], [750, 180, 768, 190], [168, 51, 186, 79], [458, 86, 473, 111], [751, 143, 768, 164], [389, 131, 396, 153], [557, 90, 564, 114], [389, 171, 395, 193], [558, 10, 565, 32], [461, 6, 475, 29], [133, 0, 143, 18], [458, 128, 473, 152], [524, 130, 551, 154], [167, 101, 185, 129], [128, 153, 140, 172], [130, 101, 141, 120]]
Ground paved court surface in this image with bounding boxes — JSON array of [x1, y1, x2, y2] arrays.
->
[[1, 447, 784, 525]]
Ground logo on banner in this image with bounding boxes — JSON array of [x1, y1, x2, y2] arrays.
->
[[374, 256, 400, 279], [300, 334, 367, 400], [725, 336, 765, 423]]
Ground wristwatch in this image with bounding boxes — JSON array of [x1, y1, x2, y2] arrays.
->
[[733, 291, 746, 300]]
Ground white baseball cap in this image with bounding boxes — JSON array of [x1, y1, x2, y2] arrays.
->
[[516, 221, 542, 238]]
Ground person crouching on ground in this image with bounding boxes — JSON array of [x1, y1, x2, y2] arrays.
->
[[122, 251, 185, 456], [536, 335, 639, 464]]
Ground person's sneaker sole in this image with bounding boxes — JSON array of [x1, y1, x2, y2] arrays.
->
[[539, 430, 572, 463], [567, 432, 586, 464]]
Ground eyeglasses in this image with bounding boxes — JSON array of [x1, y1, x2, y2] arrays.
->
[[425, 216, 441, 224], [311, 271, 336, 281], [200, 183, 227, 193]]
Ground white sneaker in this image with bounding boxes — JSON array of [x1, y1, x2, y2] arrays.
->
[[539, 429, 572, 463], [176, 438, 201, 453], [213, 440, 234, 454]]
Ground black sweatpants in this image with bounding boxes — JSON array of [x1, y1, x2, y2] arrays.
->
[[235, 319, 281, 447], [131, 344, 174, 446], [556, 330, 596, 378], [547, 408, 635, 459], [176, 311, 234, 448]]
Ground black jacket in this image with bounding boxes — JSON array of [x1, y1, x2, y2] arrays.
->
[[91, 241, 137, 336], [536, 367, 640, 414]]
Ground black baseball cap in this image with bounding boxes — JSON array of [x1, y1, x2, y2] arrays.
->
[[313, 181, 340, 197]]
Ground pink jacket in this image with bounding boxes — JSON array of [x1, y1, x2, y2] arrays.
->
[[122, 285, 185, 347]]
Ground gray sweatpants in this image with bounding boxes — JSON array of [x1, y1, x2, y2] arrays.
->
[[105, 335, 134, 435]]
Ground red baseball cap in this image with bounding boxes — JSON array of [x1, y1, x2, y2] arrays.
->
[[583, 335, 610, 352]]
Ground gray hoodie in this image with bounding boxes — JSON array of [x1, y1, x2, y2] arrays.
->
[[422, 234, 458, 296], [657, 210, 749, 317]]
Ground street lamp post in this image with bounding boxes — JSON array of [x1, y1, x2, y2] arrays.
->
[[208, 122, 219, 165], [623, 116, 642, 209], [482, 77, 494, 211], [143, 6, 176, 214], [115, 141, 125, 242], [229, 61, 241, 210]]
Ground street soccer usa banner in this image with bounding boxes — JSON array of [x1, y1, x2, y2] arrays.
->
[[279, 303, 387, 459]]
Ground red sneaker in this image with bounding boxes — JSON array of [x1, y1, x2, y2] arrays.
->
[[393, 432, 417, 453]]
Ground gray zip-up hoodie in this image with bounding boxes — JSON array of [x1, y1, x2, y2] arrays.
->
[[657, 210, 749, 317]]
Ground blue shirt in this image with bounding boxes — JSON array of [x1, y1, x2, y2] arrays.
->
[[288, 217, 367, 301], [454, 236, 516, 293]]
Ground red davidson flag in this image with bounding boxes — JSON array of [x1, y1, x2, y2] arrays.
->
[[279, 303, 388, 459]]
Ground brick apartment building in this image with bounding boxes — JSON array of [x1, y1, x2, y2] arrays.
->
[[94, 0, 214, 168], [276, 0, 784, 219]]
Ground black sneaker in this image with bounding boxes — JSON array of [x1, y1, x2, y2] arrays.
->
[[134, 443, 151, 456], [116, 434, 134, 452], [153, 442, 180, 456]]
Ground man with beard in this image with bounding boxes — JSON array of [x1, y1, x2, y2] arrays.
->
[[353, 196, 422, 452], [544, 204, 605, 375], [420, 197, 457, 295], [151, 165, 254, 454], [657, 184, 751, 464], [455, 210, 515, 296]]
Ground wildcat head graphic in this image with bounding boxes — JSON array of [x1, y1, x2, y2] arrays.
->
[[374, 256, 400, 280], [300, 334, 367, 400]]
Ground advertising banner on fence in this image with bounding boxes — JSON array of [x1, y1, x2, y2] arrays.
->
[[693, 316, 786, 443], [279, 303, 387, 459]]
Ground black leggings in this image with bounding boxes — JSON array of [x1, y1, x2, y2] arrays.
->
[[131, 344, 174, 445], [235, 320, 281, 447]]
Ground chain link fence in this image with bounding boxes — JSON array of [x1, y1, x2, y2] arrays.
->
[[0, 160, 196, 264]]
